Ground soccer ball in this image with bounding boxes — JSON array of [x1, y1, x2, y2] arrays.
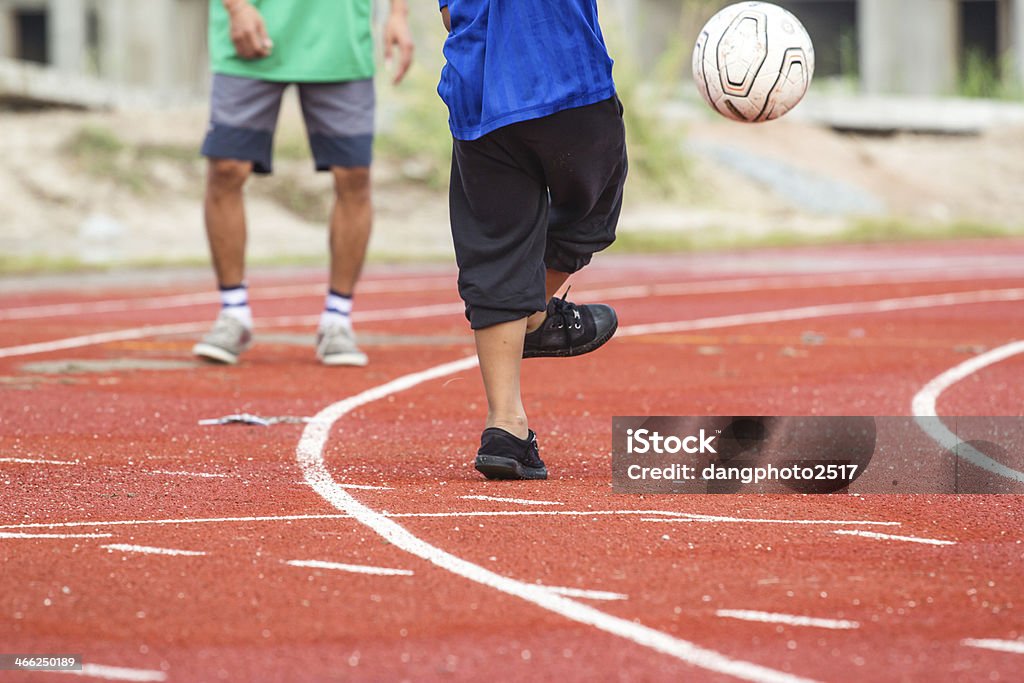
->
[[692, 1, 815, 123]]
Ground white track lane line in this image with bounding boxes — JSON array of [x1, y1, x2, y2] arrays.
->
[[459, 495, 564, 506], [642, 515, 899, 525], [56, 663, 167, 681], [961, 638, 1024, 655], [715, 610, 860, 630], [0, 276, 456, 321], [832, 530, 956, 546], [101, 544, 207, 556], [0, 457, 78, 465], [0, 532, 112, 539], [0, 513, 353, 530], [5, 264, 1021, 321], [148, 470, 229, 478], [0, 320, 213, 360], [290, 282, 1024, 679], [0, 510, 897, 531], [543, 585, 629, 601], [285, 559, 414, 576], [0, 301, 468, 360], [3, 280, 1022, 361], [297, 357, 813, 683], [617, 288, 1024, 338], [911, 340, 1024, 484]]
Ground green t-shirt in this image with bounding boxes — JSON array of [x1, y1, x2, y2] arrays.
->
[[209, 0, 374, 82]]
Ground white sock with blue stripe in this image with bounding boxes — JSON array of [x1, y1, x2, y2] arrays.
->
[[319, 289, 353, 332], [219, 284, 252, 329]]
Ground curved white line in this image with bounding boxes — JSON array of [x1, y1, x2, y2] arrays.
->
[[911, 340, 1024, 483], [296, 356, 812, 683]]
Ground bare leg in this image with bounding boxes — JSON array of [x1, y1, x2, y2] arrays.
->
[[475, 317, 530, 439], [204, 159, 253, 287], [328, 167, 372, 294], [525, 269, 571, 332]]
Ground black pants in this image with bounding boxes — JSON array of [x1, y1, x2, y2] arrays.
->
[[449, 96, 628, 330]]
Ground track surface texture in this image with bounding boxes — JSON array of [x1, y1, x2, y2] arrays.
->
[[1, 241, 1023, 683]]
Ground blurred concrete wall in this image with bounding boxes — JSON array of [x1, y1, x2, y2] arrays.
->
[[860, 0, 959, 95], [0, 0, 208, 100]]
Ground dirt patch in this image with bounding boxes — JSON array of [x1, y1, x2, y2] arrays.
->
[[1, 98, 1022, 273]]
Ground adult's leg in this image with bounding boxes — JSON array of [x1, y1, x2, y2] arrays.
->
[[327, 166, 372, 295], [194, 75, 285, 363], [204, 159, 253, 288], [200, 74, 286, 287], [299, 80, 376, 297]]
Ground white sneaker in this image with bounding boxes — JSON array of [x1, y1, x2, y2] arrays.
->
[[193, 311, 253, 365], [316, 324, 368, 367]]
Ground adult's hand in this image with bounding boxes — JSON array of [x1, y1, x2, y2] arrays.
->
[[225, 0, 272, 60], [384, 3, 414, 85]]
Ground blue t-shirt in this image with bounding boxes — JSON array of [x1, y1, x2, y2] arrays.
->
[[438, 0, 616, 141]]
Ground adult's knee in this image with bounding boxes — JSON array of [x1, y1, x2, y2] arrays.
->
[[207, 158, 252, 195], [331, 167, 371, 201]]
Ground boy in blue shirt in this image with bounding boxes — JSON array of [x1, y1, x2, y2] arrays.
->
[[438, 1, 628, 480]]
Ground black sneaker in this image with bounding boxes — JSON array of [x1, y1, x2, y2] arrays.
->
[[522, 291, 618, 359], [474, 428, 548, 480]]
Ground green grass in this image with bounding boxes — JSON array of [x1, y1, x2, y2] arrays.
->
[[0, 253, 98, 274], [3, 219, 1012, 276], [607, 219, 1016, 255], [375, 65, 454, 189], [62, 126, 147, 193], [600, 22, 695, 201], [259, 176, 332, 223], [958, 50, 1024, 101], [137, 142, 199, 163], [273, 131, 312, 162], [62, 126, 202, 195], [0, 249, 455, 276]]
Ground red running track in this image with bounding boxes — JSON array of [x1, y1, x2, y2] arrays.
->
[[1, 240, 1023, 682]]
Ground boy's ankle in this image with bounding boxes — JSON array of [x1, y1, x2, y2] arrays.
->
[[525, 311, 546, 333], [485, 418, 529, 440]]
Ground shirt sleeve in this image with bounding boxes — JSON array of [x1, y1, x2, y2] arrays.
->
[[439, 0, 448, 8]]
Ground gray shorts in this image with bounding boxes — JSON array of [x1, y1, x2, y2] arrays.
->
[[201, 73, 375, 174]]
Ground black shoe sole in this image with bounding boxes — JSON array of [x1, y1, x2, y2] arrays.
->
[[522, 314, 618, 359], [474, 454, 549, 480]]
